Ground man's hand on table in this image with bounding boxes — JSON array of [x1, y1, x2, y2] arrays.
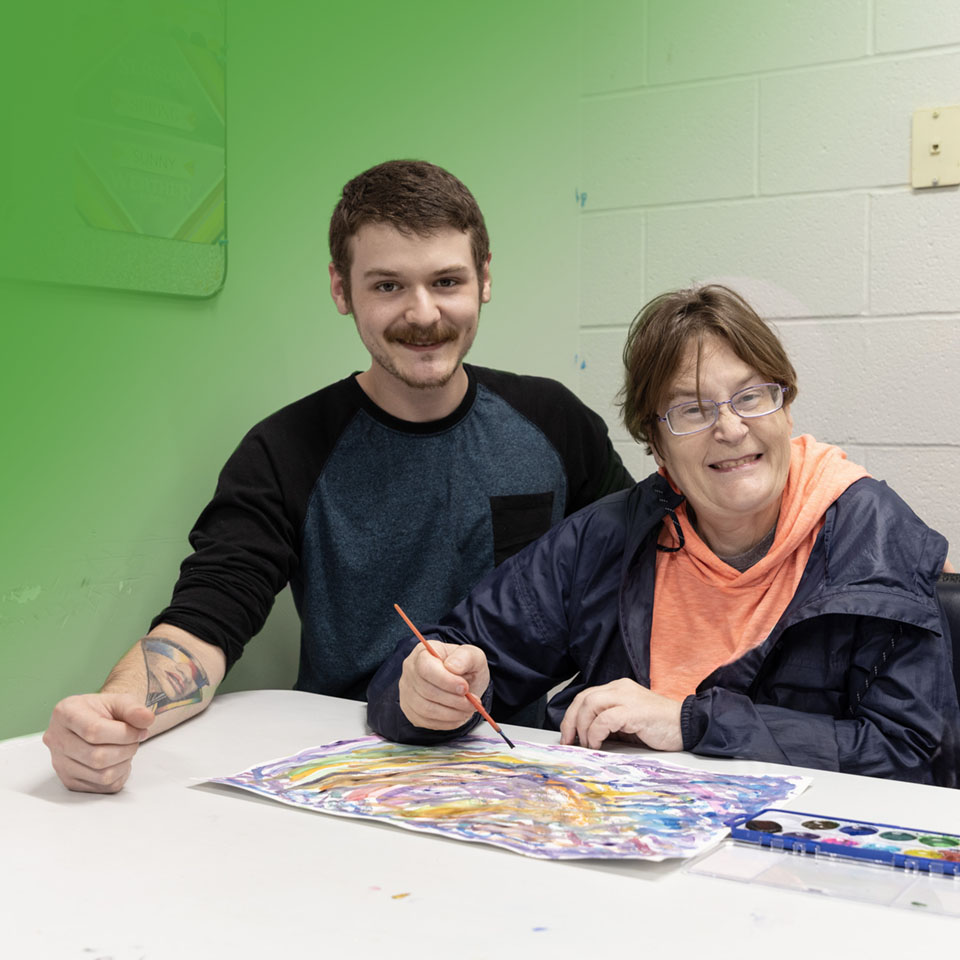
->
[[41, 626, 225, 793], [43, 693, 155, 793], [398, 641, 490, 730], [559, 679, 683, 751]]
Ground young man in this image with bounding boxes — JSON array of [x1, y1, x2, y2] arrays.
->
[[43, 160, 632, 793]]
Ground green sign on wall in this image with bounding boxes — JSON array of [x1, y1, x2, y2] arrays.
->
[[1, 1, 225, 297]]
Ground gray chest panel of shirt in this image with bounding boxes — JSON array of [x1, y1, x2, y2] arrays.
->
[[296, 386, 568, 697]]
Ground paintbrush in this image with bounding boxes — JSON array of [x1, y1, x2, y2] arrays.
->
[[393, 603, 516, 750]]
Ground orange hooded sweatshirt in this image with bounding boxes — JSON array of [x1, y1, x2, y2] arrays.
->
[[650, 435, 869, 700]]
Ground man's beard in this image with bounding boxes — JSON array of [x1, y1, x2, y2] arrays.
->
[[381, 365, 459, 391]]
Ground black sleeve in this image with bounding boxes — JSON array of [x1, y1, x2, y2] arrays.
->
[[150, 380, 360, 671], [573, 438, 632, 512], [546, 385, 634, 514], [471, 368, 633, 515], [150, 428, 299, 671]]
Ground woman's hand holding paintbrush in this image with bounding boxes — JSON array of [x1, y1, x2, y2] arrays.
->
[[394, 604, 515, 748]]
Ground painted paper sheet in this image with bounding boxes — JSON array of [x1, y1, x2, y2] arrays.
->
[[210, 736, 809, 860]]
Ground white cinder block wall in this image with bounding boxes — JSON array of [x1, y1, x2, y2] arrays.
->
[[577, 0, 960, 555]]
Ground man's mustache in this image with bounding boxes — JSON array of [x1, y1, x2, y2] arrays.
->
[[386, 321, 459, 345]]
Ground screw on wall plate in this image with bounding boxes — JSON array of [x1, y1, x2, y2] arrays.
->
[[933, 110, 940, 119], [932, 177, 940, 186]]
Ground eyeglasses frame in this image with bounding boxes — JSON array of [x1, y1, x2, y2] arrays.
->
[[657, 383, 787, 437]]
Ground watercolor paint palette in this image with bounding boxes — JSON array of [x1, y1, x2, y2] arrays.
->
[[729, 808, 960, 875]]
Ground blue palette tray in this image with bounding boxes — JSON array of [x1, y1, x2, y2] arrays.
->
[[728, 808, 960, 875]]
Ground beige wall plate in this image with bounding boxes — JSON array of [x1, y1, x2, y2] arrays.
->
[[911, 106, 960, 188]]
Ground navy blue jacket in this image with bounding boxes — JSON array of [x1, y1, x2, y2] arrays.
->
[[368, 474, 959, 787]]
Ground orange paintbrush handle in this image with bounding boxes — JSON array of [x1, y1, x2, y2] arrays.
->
[[463, 690, 506, 733]]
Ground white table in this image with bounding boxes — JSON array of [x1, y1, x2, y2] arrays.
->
[[3, 690, 957, 958]]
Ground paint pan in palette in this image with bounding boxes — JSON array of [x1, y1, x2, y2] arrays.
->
[[728, 809, 960, 875]]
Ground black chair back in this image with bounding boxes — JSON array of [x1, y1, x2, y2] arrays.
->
[[936, 572, 960, 703]]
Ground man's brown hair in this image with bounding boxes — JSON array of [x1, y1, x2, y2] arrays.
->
[[619, 285, 798, 455], [328, 160, 490, 307]]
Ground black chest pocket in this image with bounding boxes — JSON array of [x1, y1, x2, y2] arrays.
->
[[489, 492, 555, 566]]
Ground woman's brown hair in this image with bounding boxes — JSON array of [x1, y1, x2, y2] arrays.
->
[[618, 285, 798, 455]]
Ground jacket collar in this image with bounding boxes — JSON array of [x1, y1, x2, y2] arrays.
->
[[622, 474, 683, 570]]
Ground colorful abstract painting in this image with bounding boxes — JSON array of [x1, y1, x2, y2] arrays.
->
[[210, 736, 809, 860]]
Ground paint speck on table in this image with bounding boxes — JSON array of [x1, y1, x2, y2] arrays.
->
[[392, 892, 411, 900]]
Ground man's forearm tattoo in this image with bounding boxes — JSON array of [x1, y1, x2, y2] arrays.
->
[[140, 637, 210, 714]]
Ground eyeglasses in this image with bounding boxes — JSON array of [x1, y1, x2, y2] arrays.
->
[[658, 383, 786, 436]]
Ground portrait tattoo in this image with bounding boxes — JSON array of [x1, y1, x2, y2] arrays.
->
[[141, 637, 210, 714]]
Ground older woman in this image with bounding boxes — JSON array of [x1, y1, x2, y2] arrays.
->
[[367, 286, 959, 786]]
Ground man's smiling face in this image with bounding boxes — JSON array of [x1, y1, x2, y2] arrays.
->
[[330, 222, 490, 394]]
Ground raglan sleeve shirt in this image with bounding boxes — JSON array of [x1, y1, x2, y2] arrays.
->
[[150, 367, 633, 684]]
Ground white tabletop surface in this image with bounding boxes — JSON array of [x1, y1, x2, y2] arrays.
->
[[3, 690, 958, 958]]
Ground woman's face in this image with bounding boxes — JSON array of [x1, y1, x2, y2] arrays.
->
[[653, 334, 793, 547]]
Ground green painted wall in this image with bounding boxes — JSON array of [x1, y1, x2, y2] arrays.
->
[[0, 2, 581, 738]]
